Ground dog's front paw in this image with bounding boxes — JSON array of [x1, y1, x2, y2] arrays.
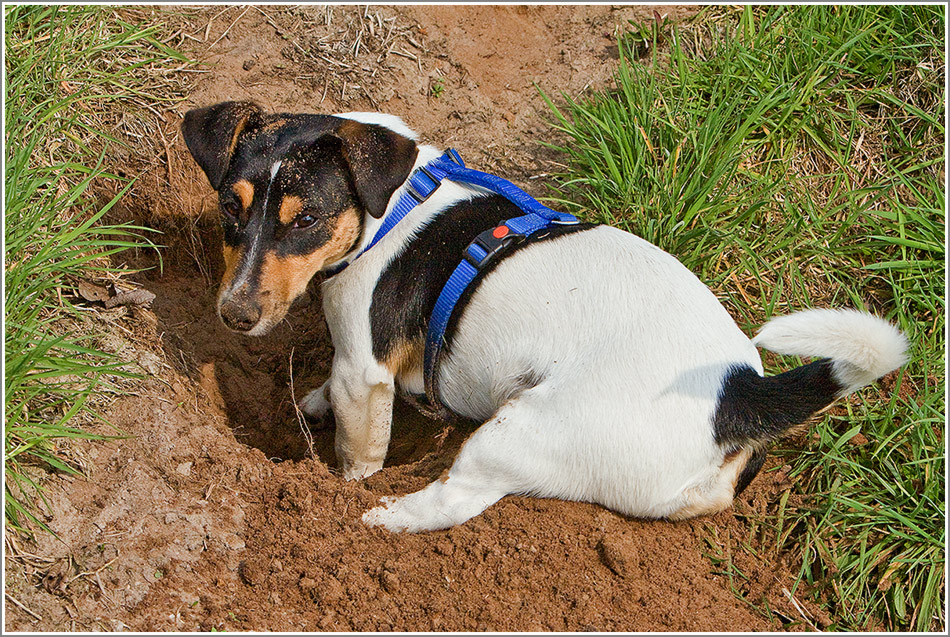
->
[[342, 459, 384, 481], [299, 382, 331, 419], [361, 475, 507, 532]]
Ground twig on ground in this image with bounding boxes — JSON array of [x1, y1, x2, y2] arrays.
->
[[782, 587, 819, 631], [209, 6, 251, 49], [288, 348, 315, 458], [5, 592, 43, 621], [390, 48, 417, 61], [729, 271, 754, 307], [253, 6, 283, 36], [67, 554, 120, 585], [158, 124, 175, 190]]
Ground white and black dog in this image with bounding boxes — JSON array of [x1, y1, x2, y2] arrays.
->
[[183, 102, 908, 532]]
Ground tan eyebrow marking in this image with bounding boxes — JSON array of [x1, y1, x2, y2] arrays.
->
[[232, 179, 254, 210], [261, 118, 287, 132], [278, 195, 303, 225]]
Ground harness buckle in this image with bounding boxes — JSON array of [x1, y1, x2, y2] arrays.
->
[[406, 165, 441, 203], [443, 148, 464, 166], [462, 225, 524, 271]]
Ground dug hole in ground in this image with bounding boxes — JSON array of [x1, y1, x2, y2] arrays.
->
[[5, 5, 831, 631]]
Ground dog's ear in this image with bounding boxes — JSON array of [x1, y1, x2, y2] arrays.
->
[[333, 120, 419, 219], [182, 101, 263, 190]]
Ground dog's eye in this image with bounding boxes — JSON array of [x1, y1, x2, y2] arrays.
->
[[294, 214, 317, 229], [221, 201, 240, 219]]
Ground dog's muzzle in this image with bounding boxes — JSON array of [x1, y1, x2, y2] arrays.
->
[[218, 286, 263, 332]]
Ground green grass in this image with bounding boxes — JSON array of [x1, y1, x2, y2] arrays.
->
[[543, 5, 944, 631], [4, 5, 187, 535]]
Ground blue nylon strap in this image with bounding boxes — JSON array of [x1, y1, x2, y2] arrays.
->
[[424, 258, 480, 393], [428, 158, 577, 224], [321, 146, 578, 412], [423, 161, 579, 409]]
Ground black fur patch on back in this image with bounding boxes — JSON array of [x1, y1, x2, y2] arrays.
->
[[713, 359, 843, 447], [369, 194, 593, 366]]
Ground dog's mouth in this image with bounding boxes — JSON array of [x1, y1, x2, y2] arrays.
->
[[217, 301, 267, 336], [216, 280, 291, 336], [219, 312, 282, 337], [217, 258, 328, 336], [217, 293, 315, 336]]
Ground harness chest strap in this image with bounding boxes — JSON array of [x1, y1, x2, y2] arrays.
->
[[330, 149, 579, 410], [421, 157, 578, 409]]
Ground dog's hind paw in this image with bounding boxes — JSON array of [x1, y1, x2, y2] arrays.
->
[[362, 494, 441, 533], [361, 478, 505, 533], [299, 381, 331, 418]]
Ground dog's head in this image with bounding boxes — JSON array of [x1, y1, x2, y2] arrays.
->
[[182, 101, 418, 335]]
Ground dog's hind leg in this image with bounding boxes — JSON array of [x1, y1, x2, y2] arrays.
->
[[299, 379, 332, 419], [362, 387, 561, 532]]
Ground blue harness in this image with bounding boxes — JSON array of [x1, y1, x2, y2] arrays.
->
[[331, 149, 579, 410]]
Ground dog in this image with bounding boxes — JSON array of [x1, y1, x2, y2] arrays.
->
[[182, 101, 908, 532]]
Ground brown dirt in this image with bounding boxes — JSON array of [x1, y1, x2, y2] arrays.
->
[[5, 5, 832, 632]]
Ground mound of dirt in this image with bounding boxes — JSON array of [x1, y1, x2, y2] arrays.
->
[[5, 5, 830, 632]]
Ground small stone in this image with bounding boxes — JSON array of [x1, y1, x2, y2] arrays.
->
[[137, 351, 163, 375], [380, 569, 399, 593], [320, 576, 345, 603], [434, 541, 454, 556], [175, 462, 193, 476], [597, 533, 640, 578], [221, 533, 245, 551], [179, 592, 199, 606], [239, 560, 264, 586], [242, 59, 256, 71], [300, 575, 344, 604]]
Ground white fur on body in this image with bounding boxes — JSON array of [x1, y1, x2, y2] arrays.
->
[[301, 114, 907, 532]]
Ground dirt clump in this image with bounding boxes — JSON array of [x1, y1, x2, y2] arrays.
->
[[5, 5, 827, 632]]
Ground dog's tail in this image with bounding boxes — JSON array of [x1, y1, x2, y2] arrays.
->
[[715, 309, 908, 448]]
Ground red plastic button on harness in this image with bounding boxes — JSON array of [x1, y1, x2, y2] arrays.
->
[[492, 225, 510, 239]]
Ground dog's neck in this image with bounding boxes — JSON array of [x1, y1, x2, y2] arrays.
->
[[325, 144, 486, 274]]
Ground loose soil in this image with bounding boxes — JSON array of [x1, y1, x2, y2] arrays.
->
[[6, 5, 832, 632]]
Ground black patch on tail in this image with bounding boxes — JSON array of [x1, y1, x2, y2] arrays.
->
[[713, 359, 843, 447]]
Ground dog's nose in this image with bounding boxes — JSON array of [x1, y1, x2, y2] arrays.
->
[[219, 295, 262, 332]]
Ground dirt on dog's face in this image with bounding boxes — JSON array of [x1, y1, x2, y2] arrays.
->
[[213, 139, 362, 334], [182, 102, 418, 335]]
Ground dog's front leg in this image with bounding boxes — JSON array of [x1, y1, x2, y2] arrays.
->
[[328, 363, 394, 480]]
